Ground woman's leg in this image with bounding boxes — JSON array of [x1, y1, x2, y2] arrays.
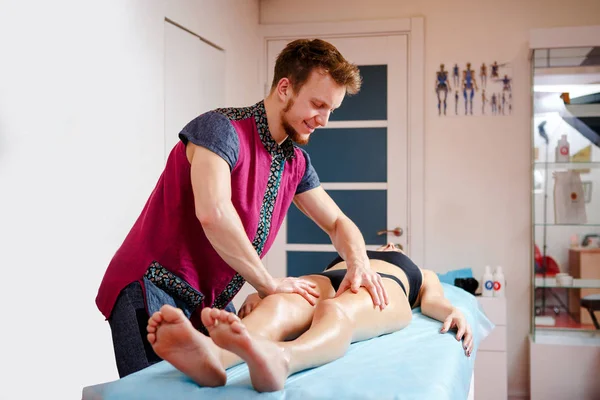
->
[[239, 276, 334, 342], [218, 278, 333, 367], [146, 275, 334, 386], [204, 278, 412, 392], [282, 279, 412, 373]]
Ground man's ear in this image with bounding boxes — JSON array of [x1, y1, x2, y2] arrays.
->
[[276, 77, 293, 101]]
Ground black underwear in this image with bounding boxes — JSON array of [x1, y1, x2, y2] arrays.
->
[[323, 250, 423, 307], [314, 269, 407, 297]]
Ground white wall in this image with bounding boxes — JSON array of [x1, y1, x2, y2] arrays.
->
[[0, 0, 260, 399], [259, 0, 600, 397]]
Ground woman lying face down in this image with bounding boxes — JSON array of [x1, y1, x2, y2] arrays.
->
[[146, 243, 473, 392]]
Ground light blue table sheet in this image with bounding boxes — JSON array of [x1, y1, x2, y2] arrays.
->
[[83, 284, 494, 400]]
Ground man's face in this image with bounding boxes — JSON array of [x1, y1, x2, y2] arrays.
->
[[280, 69, 346, 145]]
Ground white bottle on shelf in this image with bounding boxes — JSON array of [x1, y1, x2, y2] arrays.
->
[[555, 134, 570, 162], [493, 266, 506, 297], [482, 265, 494, 297]]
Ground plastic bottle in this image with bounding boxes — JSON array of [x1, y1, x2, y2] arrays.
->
[[482, 266, 494, 297], [555, 134, 570, 162], [570, 234, 579, 248], [493, 266, 506, 297]]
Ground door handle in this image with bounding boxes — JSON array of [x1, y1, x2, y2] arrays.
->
[[377, 227, 403, 237]]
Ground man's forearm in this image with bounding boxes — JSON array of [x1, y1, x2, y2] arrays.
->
[[329, 216, 369, 268], [199, 201, 276, 297]]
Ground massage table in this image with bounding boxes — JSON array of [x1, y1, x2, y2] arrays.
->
[[83, 283, 493, 399]]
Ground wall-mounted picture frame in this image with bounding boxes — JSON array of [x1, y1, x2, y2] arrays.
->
[[434, 60, 513, 117]]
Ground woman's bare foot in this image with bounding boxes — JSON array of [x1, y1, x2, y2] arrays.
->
[[202, 307, 290, 392], [147, 305, 226, 387]]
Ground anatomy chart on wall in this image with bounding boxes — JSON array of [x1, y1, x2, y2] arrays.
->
[[434, 61, 513, 117]]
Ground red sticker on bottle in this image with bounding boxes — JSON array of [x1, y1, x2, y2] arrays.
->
[[493, 281, 501, 290]]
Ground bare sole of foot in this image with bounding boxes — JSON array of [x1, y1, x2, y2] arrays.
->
[[147, 305, 226, 387], [202, 307, 290, 392]]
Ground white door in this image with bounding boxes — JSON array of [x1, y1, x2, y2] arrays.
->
[[164, 20, 226, 161], [264, 35, 409, 278]]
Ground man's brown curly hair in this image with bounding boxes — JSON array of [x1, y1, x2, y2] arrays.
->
[[271, 39, 362, 95]]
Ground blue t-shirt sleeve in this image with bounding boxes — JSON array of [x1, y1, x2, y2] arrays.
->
[[295, 148, 321, 195], [178, 111, 240, 171]]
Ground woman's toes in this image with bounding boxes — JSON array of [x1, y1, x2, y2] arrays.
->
[[201, 307, 216, 328], [218, 310, 230, 322], [209, 308, 221, 321], [230, 320, 244, 334], [227, 313, 239, 323]]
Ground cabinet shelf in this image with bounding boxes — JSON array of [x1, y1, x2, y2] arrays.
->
[[533, 162, 600, 170], [534, 277, 600, 289], [534, 326, 600, 336], [534, 223, 600, 227]]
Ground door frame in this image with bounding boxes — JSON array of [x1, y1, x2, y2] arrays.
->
[[259, 17, 425, 267]]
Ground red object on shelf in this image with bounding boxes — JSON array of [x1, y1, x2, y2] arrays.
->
[[534, 244, 561, 276]]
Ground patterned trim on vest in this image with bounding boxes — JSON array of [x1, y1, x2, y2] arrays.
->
[[215, 101, 295, 160], [144, 261, 205, 310], [211, 101, 293, 309]]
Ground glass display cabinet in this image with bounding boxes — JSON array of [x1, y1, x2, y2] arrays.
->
[[531, 44, 600, 342], [528, 25, 600, 400]]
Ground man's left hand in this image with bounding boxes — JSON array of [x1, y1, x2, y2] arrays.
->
[[334, 262, 389, 310]]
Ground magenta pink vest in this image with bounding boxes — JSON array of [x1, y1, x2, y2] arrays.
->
[[96, 101, 314, 326]]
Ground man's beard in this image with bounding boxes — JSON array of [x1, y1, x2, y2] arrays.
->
[[281, 98, 309, 145]]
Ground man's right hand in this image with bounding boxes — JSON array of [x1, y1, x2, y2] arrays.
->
[[261, 277, 320, 305]]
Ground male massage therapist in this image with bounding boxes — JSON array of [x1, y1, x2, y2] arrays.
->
[[96, 38, 389, 378]]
